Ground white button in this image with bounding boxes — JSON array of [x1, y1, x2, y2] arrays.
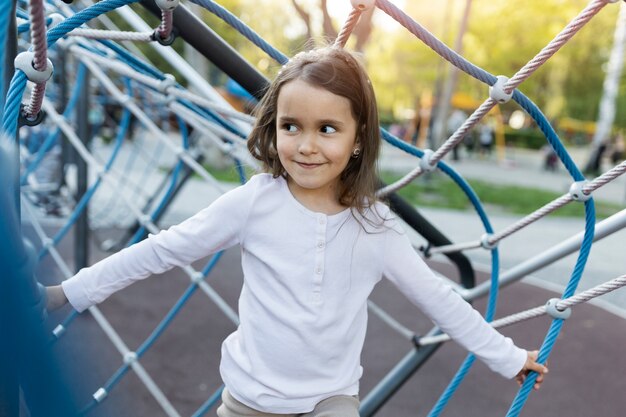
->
[[316, 268, 322, 274], [310, 293, 322, 303], [318, 217, 326, 225], [317, 241, 325, 248]]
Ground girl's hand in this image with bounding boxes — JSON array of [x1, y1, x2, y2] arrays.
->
[[515, 350, 548, 390], [45, 285, 68, 311]]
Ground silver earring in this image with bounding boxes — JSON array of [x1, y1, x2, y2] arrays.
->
[[352, 148, 361, 158]]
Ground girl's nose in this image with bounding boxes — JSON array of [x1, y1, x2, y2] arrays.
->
[[298, 133, 317, 154]]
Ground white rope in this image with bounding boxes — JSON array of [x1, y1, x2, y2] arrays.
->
[[68, 28, 154, 42], [427, 161, 626, 257], [73, 51, 228, 194], [71, 46, 254, 125], [418, 274, 626, 346], [41, 99, 240, 325]]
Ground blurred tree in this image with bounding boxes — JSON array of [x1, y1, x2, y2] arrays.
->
[[289, 0, 374, 51]]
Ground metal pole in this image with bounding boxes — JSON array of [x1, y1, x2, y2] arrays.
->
[[359, 329, 442, 417], [0, 1, 19, 414], [75, 68, 90, 270]]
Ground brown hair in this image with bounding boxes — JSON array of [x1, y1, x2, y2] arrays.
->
[[247, 46, 381, 214]]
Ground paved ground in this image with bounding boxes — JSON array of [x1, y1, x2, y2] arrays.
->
[[24, 140, 626, 416]]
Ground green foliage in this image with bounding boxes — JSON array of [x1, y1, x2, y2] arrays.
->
[[503, 127, 548, 150]]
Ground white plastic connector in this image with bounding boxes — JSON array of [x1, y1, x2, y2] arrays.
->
[[47, 13, 65, 28], [545, 298, 571, 320], [568, 180, 591, 202], [489, 75, 513, 104], [52, 324, 66, 338], [158, 74, 176, 93], [42, 237, 54, 250], [93, 388, 108, 402], [119, 94, 134, 107], [418, 149, 437, 173], [14, 52, 53, 83], [192, 271, 205, 284], [351, 0, 375, 10], [123, 351, 138, 365], [480, 233, 497, 250], [155, 0, 179, 11], [138, 214, 152, 226]]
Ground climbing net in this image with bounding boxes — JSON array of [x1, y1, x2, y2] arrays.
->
[[3, 0, 626, 416]]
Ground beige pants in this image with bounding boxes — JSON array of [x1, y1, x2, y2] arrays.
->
[[216, 388, 360, 417]]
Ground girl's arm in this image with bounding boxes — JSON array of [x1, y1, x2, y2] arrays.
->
[[61, 178, 257, 313], [382, 226, 547, 382]]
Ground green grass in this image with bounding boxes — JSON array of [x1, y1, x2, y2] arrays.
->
[[379, 171, 622, 219], [200, 165, 621, 219]]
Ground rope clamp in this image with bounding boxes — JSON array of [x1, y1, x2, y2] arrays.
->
[[155, 0, 179, 11], [152, 28, 177, 46], [14, 51, 54, 83], [138, 214, 152, 227], [158, 74, 176, 93], [489, 75, 513, 104], [421, 242, 432, 258], [18, 104, 46, 127], [47, 13, 65, 29], [52, 324, 66, 338], [419, 149, 437, 173], [480, 233, 497, 250], [412, 334, 423, 348], [545, 298, 571, 320], [192, 271, 205, 284], [568, 180, 591, 202], [350, 0, 375, 10], [123, 351, 138, 364], [93, 388, 108, 403]]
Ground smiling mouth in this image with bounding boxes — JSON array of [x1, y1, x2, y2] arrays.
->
[[295, 162, 323, 169]]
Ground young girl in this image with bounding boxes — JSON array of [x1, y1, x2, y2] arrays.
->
[[46, 47, 547, 417]]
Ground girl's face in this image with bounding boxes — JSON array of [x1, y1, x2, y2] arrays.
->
[[276, 79, 358, 212]]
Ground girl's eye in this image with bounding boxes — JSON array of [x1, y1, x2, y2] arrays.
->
[[281, 123, 298, 133], [320, 125, 337, 134]]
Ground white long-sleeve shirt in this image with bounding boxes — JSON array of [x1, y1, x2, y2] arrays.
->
[[62, 173, 527, 414]]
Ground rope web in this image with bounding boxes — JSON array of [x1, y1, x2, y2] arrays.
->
[[2, 0, 626, 416]]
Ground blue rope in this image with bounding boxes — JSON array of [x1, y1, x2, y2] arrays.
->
[[98, 39, 165, 80], [2, 0, 140, 138], [20, 64, 85, 185], [191, 385, 225, 417], [2, 71, 27, 138], [128, 117, 189, 244], [80, 252, 225, 414], [381, 129, 505, 416], [189, 0, 288, 65], [40, 108, 131, 261]]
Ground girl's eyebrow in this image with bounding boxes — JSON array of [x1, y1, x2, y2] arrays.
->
[[278, 116, 298, 124], [278, 115, 345, 127]]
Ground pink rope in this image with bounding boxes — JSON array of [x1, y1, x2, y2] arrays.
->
[[334, 8, 362, 49], [25, 0, 50, 119], [157, 10, 174, 40], [505, 0, 607, 93]]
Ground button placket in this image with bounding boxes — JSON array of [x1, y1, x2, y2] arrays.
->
[[312, 214, 326, 301]]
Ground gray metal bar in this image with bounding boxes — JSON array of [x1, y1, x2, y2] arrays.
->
[[463, 208, 626, 301], [74, 69, 90, 270], [359, 329, 442, 417]]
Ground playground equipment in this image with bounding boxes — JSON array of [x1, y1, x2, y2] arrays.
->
[[3, 0, 626, 416]]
